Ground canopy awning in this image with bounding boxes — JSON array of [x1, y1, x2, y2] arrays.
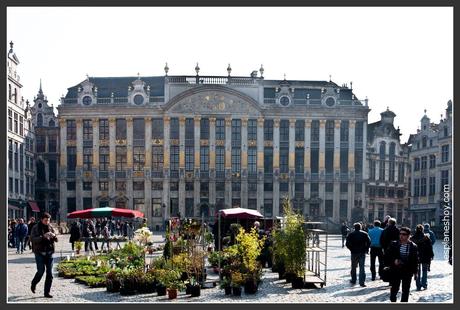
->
[[219, 207, 263, 219], [67, 207, 144, 219], [28, 201, 41, 212]]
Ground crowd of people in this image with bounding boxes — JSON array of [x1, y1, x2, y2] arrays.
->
[[8, 217, 37, 254], [342, 217, 441, 302], [68, 218, 137, 252]]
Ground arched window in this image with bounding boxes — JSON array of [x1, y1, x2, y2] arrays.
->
[[37, 114, 43, 127], [389, 143, 396, 160], [8, 84, 11, 100], [49, 119, 55, 127], [422, 136, 427, 148], [379, 141, 386, 160]]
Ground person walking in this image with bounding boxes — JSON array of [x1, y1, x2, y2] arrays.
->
[[9, 220, 17, 248], [30, 212, 58, 298], [411, 224, 434, 291], [81, 220, 92, 252], [423, 223, 436, 246], [384, 227, 418, 302], [368, 220, 384, 281], [27, 217, 36, 251], [69, 221, 81, 251], [126, 222, 134, 241], [14, 218, 28, 254], [100, 224, 111, 251], [380, 218, 400, 254], [88, 220, 99, 251], [346, 222, 371, 287], [341, 222, 350, 248]]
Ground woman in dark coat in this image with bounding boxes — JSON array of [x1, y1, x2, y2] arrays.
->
[[69, 222, 81, 251]]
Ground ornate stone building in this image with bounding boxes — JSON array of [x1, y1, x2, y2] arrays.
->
[[365, 108, 411, 226], [57, 66, 369, 230], [7, 42, 38, 219], [30, 82, 60, 220], [407, 101, 452, 233]]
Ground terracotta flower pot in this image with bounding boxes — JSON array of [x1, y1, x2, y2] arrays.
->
[[167, 288, 178, 299]]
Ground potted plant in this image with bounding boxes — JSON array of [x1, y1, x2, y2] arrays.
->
[[292, 274, 305, 289], [137, 271, 156, 294], [188, 277, 201, 297], [154, 269, 168, 296], [219, 277, 232, 295], [119, 268, 140, 295], [243, 272, 259, 294], [106, 269, 121, 293], [204, 232, 214, 252], [164, 269, 184, 300], [75, 241, 83, 255], [230, 271, 244, 296]]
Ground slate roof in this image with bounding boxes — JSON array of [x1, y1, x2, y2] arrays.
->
[[65, 76, 165, 99]]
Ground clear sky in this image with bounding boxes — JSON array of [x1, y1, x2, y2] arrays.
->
[[7, 7, 453, 142]]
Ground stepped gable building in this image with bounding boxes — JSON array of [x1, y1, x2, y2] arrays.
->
[[30, 82, 60, 220], [57, 65, 370, 230], [365, 108, 411, 226], [7, 42, 37, 219], [407, 101, 452, 233]]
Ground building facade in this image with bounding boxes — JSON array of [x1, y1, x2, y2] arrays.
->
[[57, 67, 370, 230], [407, 101, 452, 234], [30, 83, 60, 220], [7, 42, 37, 219], [365, 108, 411, 227]]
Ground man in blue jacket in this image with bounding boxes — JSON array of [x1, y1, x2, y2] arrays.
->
[[368, 220, 384, 280], [14, 218, 28, 254]]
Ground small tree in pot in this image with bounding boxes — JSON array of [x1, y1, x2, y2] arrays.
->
[[105, 269, 121, 293]]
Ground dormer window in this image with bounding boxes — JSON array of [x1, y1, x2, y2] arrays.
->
[[422, 136, 427, 148]]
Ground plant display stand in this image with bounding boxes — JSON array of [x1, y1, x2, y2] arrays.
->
[[304, 222, 328, 288]]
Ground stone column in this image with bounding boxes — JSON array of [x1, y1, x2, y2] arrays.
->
[[224, 117, 232, 207], [179, 116, 186, 217], [273, 118, 280, 217], [319, 120, 326, 172], [76, 118, 83, 211], [241, 117, 248, 208], [348, 120, 356, 222], [256, 117, 264, 214], [319, 120, 326, 216], [333, 120, 341, 222], [59, 118, 67, 221], [145, 117, 152, 221], [288, 119, 296, 201], [304, 120, 311, 217], [108, 117, 116, 208], [126, 117, 133, 209], [194, 116, 201, 214], [209, 117, 216, 206], [163, 116, 171, 221], [92, 118, 99, 208], [334, 120, 341, 172], [362, 120, 368, 210]]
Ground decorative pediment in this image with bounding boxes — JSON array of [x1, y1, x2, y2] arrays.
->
[[164, 85, 262, 116]]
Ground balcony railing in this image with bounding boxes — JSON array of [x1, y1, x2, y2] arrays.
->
[[115, 171, 126, 178], [167, 75, 257, 86]]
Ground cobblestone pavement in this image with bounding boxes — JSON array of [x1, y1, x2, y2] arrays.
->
[[7, 234, 453, 303]]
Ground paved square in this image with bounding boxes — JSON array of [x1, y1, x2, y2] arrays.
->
[[7, 235, 453, 303]]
